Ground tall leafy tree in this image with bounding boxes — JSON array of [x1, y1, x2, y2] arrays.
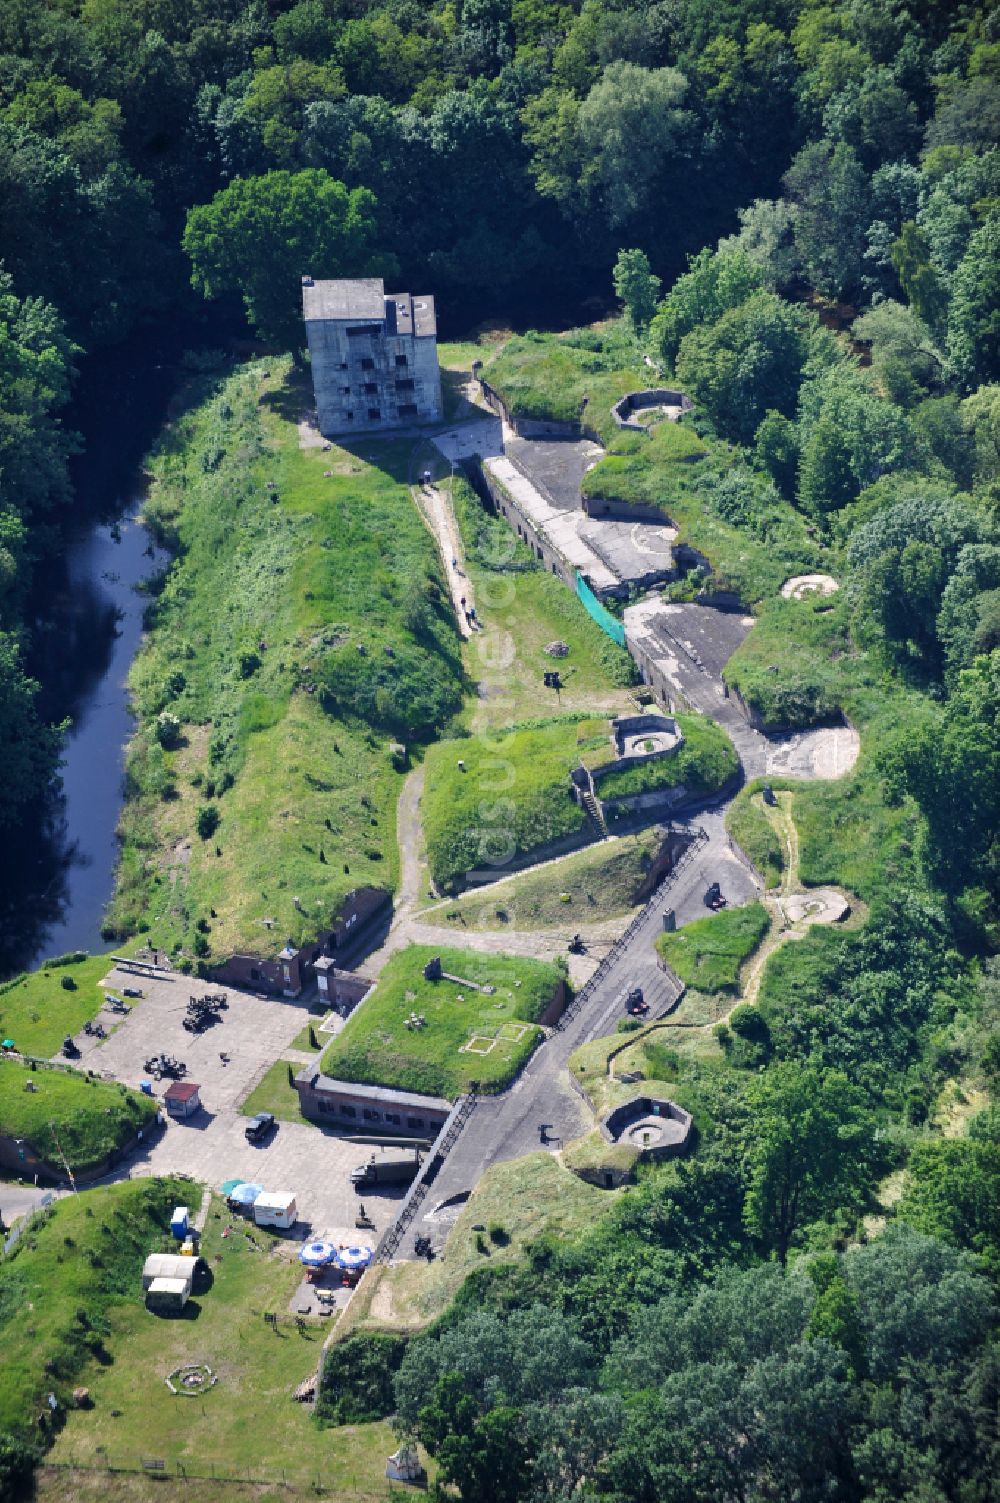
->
[[743, 1062, 872, 1265], [675, 291, 809, 443], [183, 169, 387, 348], [577, 62, 691, 228], [612, 248, 661, 334]]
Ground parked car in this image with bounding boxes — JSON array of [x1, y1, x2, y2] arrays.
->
[[245, 1111, 276, 1143], [122, 986, 143, 998]]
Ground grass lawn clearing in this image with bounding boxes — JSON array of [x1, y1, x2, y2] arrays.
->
[[448, 473, 638, 726], [321, 945, 563, 1098], [238, 1058, 312, 1124], [290, 1018, 326, 1051], [656, 902, 771, 994], [423, 833, 660, 930], [0, 1059, 156, 1169], [0, 951, 121, 1059], [47, 1194, 422, 1494], [0, 1178, 184, 1439]]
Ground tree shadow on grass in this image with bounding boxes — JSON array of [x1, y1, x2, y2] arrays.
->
[[258, 370, 314, 426]]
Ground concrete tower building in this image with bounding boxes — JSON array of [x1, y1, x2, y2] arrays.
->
[[302, 277, 443, 437]]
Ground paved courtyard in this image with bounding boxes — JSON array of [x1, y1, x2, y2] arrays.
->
[[75, 965, 406, 1247]]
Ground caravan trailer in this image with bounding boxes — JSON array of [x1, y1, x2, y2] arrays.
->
[[252, 1191, 297, 1230]]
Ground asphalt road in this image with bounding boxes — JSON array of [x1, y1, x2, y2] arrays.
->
[[403, 806, 760, 1255]]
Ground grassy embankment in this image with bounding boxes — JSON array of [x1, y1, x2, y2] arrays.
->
[[0, 1060, 155, 1169], [334, 1154, 616, 1338], [481, 328, 644, 438], [107, 359, 462, 965], [0, 1179, 183, 1441], [426, 832, 666, 930], [656, 902, 771, 994], [321, 945, 564, 1098], [0, 951, 119, 1058], [423, 713, 736, 893], [44, 1192, 417, 1496], [594, 714, 738, 800]]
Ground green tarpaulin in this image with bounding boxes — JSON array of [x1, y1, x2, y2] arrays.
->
[[575, 572, 626, 648]]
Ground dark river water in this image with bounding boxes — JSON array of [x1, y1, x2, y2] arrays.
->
[[0, 339, 184, 978]]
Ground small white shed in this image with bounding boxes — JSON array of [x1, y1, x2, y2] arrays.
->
[[253, 1191, 297, 1229], [146, 1276, 190, 1311], [142, 1253, 195, 1293]]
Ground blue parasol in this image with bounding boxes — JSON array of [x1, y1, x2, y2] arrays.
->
[[228, 1182, 264, 1206]]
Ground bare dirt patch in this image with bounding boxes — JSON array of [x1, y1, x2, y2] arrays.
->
[[764, 722, 860, 779]]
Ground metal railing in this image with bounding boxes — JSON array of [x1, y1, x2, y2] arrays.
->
[[373, 1091, 478, 1264], [554, 826, 708, 1032]]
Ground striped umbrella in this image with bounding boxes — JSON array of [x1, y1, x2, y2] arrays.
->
[[335, 1245, 373, 1272], [299, 1240, 338, 1267]]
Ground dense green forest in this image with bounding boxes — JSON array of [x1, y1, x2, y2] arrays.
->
[[1, 1, 999, 1500], [1, 0, 999, 823]]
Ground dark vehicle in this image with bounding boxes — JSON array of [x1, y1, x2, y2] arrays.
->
[[62, 1036, 80, 1058], [625, 987, 649, 1016], [351, 1152, 422, 1190], [144, 1054, 186, 1079], [703, 883, 727, 910], [122, 987, 143, 998], [245, 1111, 276, 1143]]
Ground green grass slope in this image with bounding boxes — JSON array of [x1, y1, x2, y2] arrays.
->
[[596, 714, 737, 799], [0, 1178, 183, 1440], [656, 902, 771, 994], [0, 952, 115, 1059], [321, 945, 564, 1098], [108, 360, 462, 965], [422, 716, 590, 892], [0, 1060, 156, 1170]]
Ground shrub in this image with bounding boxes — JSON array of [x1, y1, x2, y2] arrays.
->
[[59, 976, 76, 991], [155, 711, 182, 749], [196, 804, 220, 840], [316, 1334, 408, 1426]]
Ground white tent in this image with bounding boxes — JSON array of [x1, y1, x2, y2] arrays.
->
[[142, 1253, 194, 1292]]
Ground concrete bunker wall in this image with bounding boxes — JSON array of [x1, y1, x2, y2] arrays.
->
[[473, 459, 579, 592], [611, 387, 692, 432], [600, 1095, 692, 1159]]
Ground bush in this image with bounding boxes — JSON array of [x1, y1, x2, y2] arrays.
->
[[59, 975, 76, 991], [196, 804, 220, 840], [316, 1334, 408, 1426], [155, 711, 182, 749]]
